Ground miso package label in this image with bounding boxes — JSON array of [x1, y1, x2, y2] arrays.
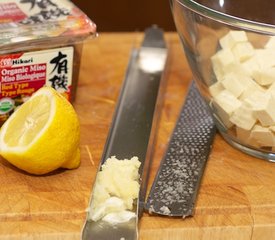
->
[[0, 0, 73, 24], [0, 0, 97, 44], [0, 46, 74, 123]]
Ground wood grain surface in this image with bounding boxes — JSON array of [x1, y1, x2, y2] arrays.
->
[[0, 33, 275, 239]]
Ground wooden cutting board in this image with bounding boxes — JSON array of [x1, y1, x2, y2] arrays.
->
[[0, 33, 274, 240]]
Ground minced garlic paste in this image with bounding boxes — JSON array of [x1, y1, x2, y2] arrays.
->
[[88, 156, 141, 223]]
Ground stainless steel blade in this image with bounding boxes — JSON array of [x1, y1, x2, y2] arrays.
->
[[82, 26, 168, 240], [145, 81, 216, 217]]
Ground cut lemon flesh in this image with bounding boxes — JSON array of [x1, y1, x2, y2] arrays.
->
[[0, 87, 80, 175], [3, 94, 51, 147]]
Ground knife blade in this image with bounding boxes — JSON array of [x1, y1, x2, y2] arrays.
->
[[81, 25, 168, 240], [145, 81, 216, 217]]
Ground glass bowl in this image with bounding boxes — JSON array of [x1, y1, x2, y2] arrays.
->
[[171, 0, 275, 162]]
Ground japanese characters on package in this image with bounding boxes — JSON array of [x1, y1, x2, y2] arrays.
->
[[0, 0, 97, 126]]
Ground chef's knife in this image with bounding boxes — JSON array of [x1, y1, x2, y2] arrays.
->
[[145, 81, 216, 217], [82, 25, 168, 240]]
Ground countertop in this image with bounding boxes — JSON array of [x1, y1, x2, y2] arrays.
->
[[0, 32, 275, 240]]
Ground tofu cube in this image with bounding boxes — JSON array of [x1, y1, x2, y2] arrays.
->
[[269, 125, 275, 133], [211, 48, 239, 81], [212, 90, 242, 128], [220, 73, 245, 98], [209, 81, 224, 97], [269, 126, 275, 150], [252, 67, 275, 86], [232, 42, 255, 62], [252, 93, 275, 126], [251, 124, 275, 147], [213, 90, 242, 114], [267, 81, 275, 94], [236, 127, 259, 147], [211, 101, 233, 128], [265, 36, 275, 49], [242, 55, 260, 77], [239, 78, 264, 100], [219, 30, 248, 49], [230, 103, 256, 130], [244, 91, 267, 108], [236, 127, 251, 142], [254, 49, 275, 69]]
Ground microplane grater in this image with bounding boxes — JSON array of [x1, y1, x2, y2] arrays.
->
[[145, 81, 216, 217]]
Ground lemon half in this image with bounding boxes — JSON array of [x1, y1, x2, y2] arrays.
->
[[0, 87, 80, 175]]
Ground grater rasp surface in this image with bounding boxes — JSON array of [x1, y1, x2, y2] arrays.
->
[[145, 81, 216, 217]]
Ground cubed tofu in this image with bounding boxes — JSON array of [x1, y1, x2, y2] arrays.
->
[[269, 126, 275, 150], [267, 81, 275, 94], [211, 30, 275, 149], [251, 124, 275, 147], [212, 90, 242, 128], [254, 49, 275, 69], [269, 125, 275, 133], [209, 81, 224, 97], [252, 67, 275, 86], [242, 54, 260, 77], [252, 93, 275, 126], [265, 36, 275, 49], [230, 102, 256, 130], [239, 78, 264, 100], [243, 91, 267, 108], [211, 48, 239, 81], [236, 126, 259, 147], [220, 73, 245, 98], [211, 102, 233, 128], [219, 30, 248, 49], [232, 41, 255, 62]]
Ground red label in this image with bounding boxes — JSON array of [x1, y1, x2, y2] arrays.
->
[[0, 3, 27, 22], [0, 64, 47, 98]]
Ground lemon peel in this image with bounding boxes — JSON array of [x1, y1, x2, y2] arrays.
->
[[0, 87, 80, 175]]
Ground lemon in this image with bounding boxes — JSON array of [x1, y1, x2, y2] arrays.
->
[[0, 87, 80, 175]]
